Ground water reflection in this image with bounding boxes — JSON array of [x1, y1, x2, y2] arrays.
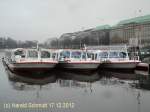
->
[[2, 62, 150, 112], [7, 70, 56, 86], [6, 69, 100, 90], [3, 70, 140, 92], [4, 66, 150, 91], [138, 78, 150, 90], [137, 91, 141, 112]]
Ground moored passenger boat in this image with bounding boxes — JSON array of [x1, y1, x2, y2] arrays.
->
[[87, 45, 141, 70], [57, 49, 100, 73], [98, 51, 140, 69], [3, 48, 58, 73]]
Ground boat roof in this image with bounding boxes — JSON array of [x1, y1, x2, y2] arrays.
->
[[86, 45, 128, 52], [57, 49, 86, 52], [9, 48, 59, 52]]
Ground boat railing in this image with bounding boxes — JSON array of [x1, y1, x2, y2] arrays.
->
[[86, 45, 129, 51]]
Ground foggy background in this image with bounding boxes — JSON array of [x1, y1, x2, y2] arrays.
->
[[0, 0, 150, 42]]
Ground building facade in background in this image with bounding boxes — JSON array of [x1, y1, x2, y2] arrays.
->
[[0, 37, 5, 48], [48, 14, 150, 48], [56, 25, 110, 48], [91, 25, 110, 45], [110, 15, 150, 47]]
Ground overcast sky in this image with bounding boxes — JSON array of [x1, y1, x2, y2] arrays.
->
[[0, 0, 150, 42]]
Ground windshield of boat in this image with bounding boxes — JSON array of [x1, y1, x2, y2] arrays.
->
[[14, 50, 25, 58], [99, 52, 108, 58], [27, 50, 38, 58], [71, 51, 81, 59], [41, 51, 51, 58]]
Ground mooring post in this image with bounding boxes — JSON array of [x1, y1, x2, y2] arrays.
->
[[148, 63, 150, 80], [149, 63, 150, 74]]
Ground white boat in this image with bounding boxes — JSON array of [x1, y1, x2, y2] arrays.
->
[[87, 45, 141, 69], [3, 48, 58, 73], [57, 49, 100, 72]]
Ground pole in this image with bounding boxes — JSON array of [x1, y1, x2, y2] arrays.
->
[[147, 63, 150, 80]]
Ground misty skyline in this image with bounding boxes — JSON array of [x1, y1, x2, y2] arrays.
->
[[0, 0, 150, 42]]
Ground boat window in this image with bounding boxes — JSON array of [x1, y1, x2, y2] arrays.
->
[[119, 52, 127, 58], [87, 53, 95, 60], [28, 50, 38, 58], [71, 51, 81, 59], [109, 52, 119, 58], [41, 51, 50, 58], [99, 52, 108, 58], [87, 53, 93, 58], [52, 53, 56, 59], [95, 54, 97, 60], [82, 52, 86, 59], [14, 50, 25, 58], [60, 51, 70, 58]]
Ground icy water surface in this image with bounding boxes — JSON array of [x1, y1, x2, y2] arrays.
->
[[0, 51, 150, 112]]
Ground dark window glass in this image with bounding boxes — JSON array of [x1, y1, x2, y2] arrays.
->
[[82, 52, 86, 59], [41, 51, 50, 58], [109, 52, 119, 58], [14, 50, 25, 58], [60, 51, 70, 58], [119, 52, 127, 58], [71, 51, 81, 59], [28, 50, 38, 58], [99, 52, 108, 58]]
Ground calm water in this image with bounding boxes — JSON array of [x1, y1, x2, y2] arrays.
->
[[0, 52, 150, 112]]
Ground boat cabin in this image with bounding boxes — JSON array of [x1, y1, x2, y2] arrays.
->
[[5, 48, 58, 63], [58, 49, 97, 62], [98, 51, 129, 61]]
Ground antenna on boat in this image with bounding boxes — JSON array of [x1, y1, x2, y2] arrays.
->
[[125, 44, 129, 59], [83, 44, 87, 51], [36, 41, 39, 51]]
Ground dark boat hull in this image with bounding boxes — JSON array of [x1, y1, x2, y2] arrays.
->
[[100, 61, 140, 70], [57, 61, 100, 73]]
